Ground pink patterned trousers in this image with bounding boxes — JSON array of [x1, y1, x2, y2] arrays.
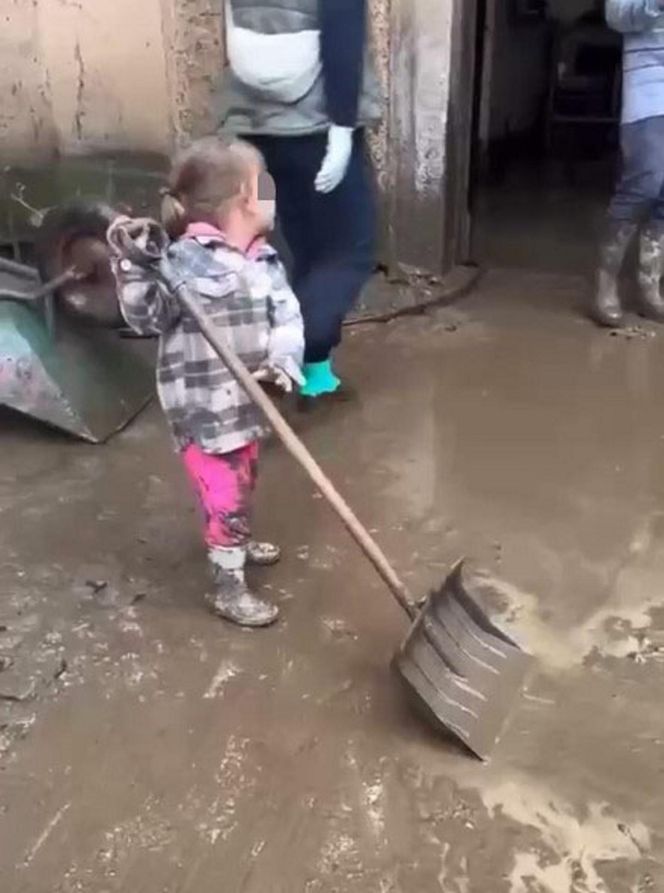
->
[[181, 441, 259, 548]]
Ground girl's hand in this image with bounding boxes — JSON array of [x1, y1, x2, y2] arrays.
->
[[107, 217, 168, 265], [252, 365, 294, 393]]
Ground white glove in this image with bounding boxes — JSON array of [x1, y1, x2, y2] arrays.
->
[[315, 125, 354, 194]]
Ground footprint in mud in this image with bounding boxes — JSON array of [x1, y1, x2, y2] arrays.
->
[[320, 617, 359, 642]]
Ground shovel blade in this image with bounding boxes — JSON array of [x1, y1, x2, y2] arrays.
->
[[394, 561, 533, 759]]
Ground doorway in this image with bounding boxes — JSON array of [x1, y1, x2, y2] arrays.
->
[[468, 0, 622, 275]]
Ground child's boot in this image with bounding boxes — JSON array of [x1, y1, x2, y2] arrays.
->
[[207, 546, 279, 628]]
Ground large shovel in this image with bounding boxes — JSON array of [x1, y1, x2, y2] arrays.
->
[[109, 220, 533, 759]]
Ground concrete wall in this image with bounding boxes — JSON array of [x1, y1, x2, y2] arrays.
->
[[385, 0, 455, 272], [0, 0, 223, 163], [367, 0, 391, 194], [161, 0, 225, 146]]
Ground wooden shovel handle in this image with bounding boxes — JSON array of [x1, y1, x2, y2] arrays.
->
[[169, 275, 417, 620]]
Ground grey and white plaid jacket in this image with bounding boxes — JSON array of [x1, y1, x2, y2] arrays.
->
[[114, 231, 304, 454]]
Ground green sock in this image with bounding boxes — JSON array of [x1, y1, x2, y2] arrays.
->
[[300, 360, 341, 397]]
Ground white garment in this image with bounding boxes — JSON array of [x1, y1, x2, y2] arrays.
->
[[225, 0, 322, 103]]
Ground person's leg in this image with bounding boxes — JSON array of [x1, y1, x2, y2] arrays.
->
[[263, 134, 342, 394], [182, 442, 278, 627], [639, 117, 664, 320], [298, 131, 376, 392], [255, 132, 376, 392], [593, 119, 661, 326], [251, 135, 316, 289]]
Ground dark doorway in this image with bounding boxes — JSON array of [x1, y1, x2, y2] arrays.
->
[[469, 0, 622, 275]]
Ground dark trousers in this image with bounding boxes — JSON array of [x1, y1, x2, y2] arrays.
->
[[610, 116, 664, 223], [251, 132, 376, 363]]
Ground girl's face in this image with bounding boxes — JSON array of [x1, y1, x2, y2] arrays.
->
[[215, 162, 276, 246], [249, 165, 276, 234], [257, 167, 276, 232]]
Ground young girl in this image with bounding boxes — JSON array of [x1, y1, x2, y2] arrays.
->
[[110, 137, 305, 628]]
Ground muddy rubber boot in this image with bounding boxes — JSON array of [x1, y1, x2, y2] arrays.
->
[[638, 222, 664, 322], [246, 541, 281, 567], [207, 546, 279, 628], [591, 220, 637, 328]]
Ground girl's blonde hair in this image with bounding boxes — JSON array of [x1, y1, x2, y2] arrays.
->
[[161, 136, 263, 239]]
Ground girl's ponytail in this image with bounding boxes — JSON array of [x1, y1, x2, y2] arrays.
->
[[160, 188, 188, 240]]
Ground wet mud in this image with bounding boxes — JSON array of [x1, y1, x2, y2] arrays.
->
[[1, 269, 663, 892]]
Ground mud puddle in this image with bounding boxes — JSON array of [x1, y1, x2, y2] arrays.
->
[[1, 270, 663, 892]]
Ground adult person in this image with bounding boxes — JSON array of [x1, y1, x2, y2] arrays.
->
[[217, 0, 382, 405], [592, 0, 664, 326]]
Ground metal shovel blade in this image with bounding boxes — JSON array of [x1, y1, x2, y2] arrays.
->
[[394, 561, 533, 759]]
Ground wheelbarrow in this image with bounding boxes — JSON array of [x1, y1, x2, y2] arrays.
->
[[0, 200, 153, 442]]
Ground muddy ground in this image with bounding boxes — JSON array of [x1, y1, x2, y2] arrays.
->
[[1, 269, 663, 892]]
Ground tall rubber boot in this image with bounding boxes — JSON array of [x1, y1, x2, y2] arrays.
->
[[591, 220, 637, 327], [638, 221, 664, 322]]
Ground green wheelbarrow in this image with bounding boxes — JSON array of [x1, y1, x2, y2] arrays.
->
[[0, 200, 153, 442]]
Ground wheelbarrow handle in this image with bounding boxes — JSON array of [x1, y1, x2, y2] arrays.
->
[[0, 257, 40, 282], [0, 267, 79, 302], [163, 266, 417, 621]]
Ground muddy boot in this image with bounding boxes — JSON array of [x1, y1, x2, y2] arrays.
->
[[207, 546, 279, 628], [591, 220, 637, 327], [638, 222, 664, 322], [246, 541, 281, 567]]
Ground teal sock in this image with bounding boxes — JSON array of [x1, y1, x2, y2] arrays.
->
[[300, 360, 341, 398]]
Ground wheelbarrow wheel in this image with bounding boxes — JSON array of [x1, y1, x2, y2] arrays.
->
[[35, 198, 124, 328]]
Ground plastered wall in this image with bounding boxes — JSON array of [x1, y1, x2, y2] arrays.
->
[[0, 0, 223, 162]]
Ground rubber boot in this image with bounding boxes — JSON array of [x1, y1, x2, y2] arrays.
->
[[591, 220, 637, 328], [638, 221, 664, 322], [298, 358, 355, 412], [300, 360, 341, 398], [207, 546, 279, 628]]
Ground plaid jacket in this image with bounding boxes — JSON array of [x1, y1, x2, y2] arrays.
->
[[114, 230, 304, 454]]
